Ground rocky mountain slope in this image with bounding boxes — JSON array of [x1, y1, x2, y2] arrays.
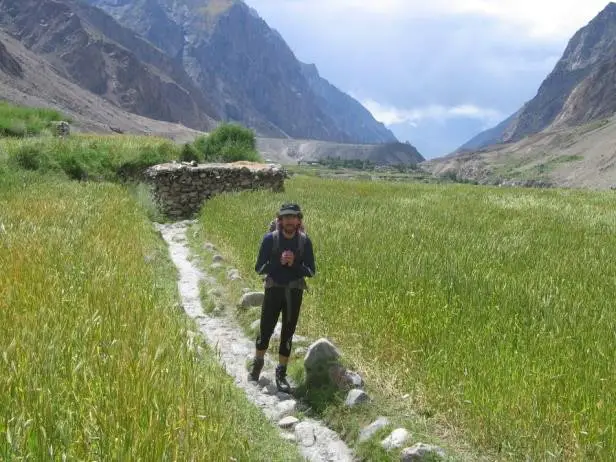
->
[[0, 30, 419, 165], [0, 39, 22, 77], [0, 29, 203, 141], [424, 116, 616, 189], [299, 63, 395, 144], [427, 3, 616, 188], [456, 2, 616, 152], [0, 0, 219, 132], [84, 0, 397, 144]]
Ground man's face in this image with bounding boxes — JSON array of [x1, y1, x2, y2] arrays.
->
[[280, 214, 300, 233]]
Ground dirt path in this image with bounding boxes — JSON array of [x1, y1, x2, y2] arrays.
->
[[157, 221, 354, 462]]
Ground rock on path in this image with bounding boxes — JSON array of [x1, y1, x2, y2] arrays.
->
[[157, 221, 354, 462]]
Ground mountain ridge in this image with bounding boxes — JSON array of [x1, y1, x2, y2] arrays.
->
[[84, 0, 398, 144], [428, 2, 616, 188], [456, 2, 616, 152], [0, 0, 219, 131]]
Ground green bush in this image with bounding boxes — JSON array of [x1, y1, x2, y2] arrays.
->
[[193, 123, 261, 163], [179, 142, 202, 163]]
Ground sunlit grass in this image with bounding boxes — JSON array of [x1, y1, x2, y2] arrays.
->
[[0, 134, 179, 181], [197, 175, 616, 459], [0, 171, 299, 461]]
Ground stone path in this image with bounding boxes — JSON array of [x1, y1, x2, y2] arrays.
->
[[157, 221, 355, 462]]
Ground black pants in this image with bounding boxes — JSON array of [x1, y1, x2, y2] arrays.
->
[[256, 287, 303, 357]]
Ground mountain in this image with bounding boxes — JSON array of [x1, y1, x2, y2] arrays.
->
[[423, 115, 616, 189], [454, 109, 522, 154], [299, 63, 397, 144], [0, 29, 420, 165], [0, 40, 23, 77], [456, 2, 616, 152], [0, 28, 205, 141], [0, 0, 219, 131], [84, 0, 397, 144]]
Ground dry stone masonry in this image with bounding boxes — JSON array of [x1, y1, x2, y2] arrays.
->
[[51, 121, 70, 137], [145, 162, 287, 218]]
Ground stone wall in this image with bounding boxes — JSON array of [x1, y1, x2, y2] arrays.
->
[[144, 162, 287, 218]]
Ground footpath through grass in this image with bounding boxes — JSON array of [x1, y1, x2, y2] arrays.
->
[[197, 175, 616, 460], [0, 170, 299, 461]]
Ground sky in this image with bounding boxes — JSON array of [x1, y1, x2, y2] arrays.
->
[[245, 0, 611, 158]]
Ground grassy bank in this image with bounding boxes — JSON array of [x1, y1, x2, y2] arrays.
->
[[0, 105, 264, 182], [0, 170, 299, 461], [0, 101, 67, 137], [1, 134, 179, 181], [196, 175, 616, 460]]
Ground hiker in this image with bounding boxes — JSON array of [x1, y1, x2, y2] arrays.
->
[[249, 203, 316, 393]]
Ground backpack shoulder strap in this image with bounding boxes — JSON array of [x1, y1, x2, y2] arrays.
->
[[271, 230, 280, 259], [271, 230, 306, 260], [298, 232, 307, 259]]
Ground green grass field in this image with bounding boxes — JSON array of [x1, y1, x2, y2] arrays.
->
[[0, 170, 299, 461], [197, 175, 616, 460]]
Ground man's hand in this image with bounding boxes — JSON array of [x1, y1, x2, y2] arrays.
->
[[281, 250, 295, 266]]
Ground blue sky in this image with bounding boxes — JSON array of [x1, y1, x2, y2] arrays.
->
[[245, 0, 611, 158]]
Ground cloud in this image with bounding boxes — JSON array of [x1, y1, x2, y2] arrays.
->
[[250, 0, 610, 40], [245, 0, 611, 155], [361, 99, 503, 128]]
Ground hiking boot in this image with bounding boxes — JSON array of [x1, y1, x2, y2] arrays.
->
[[248, 357, 264, 382], [275, 365, 291, 394]]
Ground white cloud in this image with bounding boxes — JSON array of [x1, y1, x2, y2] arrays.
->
[[251, 0, 610, 40], [361, 99, 503, 127]]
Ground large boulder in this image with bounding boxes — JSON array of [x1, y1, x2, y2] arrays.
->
[[303, 338, 364, 390], [304, 338, 341, 369], [51, 121, 70, 137], [303, 338, 341, 387]]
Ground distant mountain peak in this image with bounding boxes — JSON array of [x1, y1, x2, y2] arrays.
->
[[455, 2, 616, 153], [600, 2, 616, 14], [84, 0, 399, 145]]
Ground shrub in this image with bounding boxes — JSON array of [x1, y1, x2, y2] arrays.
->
[[193, 123, 261, 163], [179, 142, 202, 163]]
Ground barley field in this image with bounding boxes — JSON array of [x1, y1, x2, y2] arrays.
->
[[0, 171, 299, 461], [198, 175, 616, 460]]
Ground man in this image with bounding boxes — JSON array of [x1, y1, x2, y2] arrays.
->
[[249, 203, 316, 393]]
